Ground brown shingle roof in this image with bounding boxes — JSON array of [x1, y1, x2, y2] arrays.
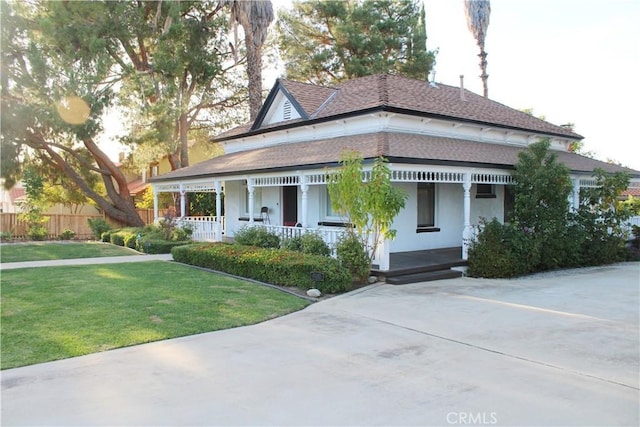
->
[[215, 74, 583, 141], [280, 80, 337, 116], [152, 133, 638, 183]]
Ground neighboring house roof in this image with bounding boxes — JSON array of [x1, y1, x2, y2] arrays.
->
[[151, 132, 638, 182], [216, 74, 582, 141], [127, 179, 149, 196], [621, 187, 640, 197], [9, 187, 26, 204]]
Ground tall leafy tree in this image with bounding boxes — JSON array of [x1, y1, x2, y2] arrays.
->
[[1, 0, 144, 226], [227, 0, 274, 120], [276, 0, 436, 85], [107, 1, 244, 170], [463, 0, 491, 97], [1, 1, 245, 226], [513, 139, 573, 270]]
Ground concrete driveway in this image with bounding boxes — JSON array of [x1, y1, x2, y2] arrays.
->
[[2, 263, 638, 426]]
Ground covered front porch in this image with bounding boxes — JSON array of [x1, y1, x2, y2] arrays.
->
[[151, 165, 520, 272]]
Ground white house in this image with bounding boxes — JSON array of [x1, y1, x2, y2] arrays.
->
[[149, 74, 640, 272]]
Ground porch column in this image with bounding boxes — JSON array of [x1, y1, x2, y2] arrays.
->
[[152, 185, 159, 223], [300, 182, 309, 227], [215, 181, 223, 241], [179, 184, 186, 217], [462, 173, 472, 260], [572, 178, 580, 211], [377, 237, 390, 271], [247, 179, 255, 224]]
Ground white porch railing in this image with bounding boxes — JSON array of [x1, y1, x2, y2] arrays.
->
[[261, 224, 350, 257], [179, 216, 224, 242], [627, 216, 640, 228], [178, 218, 387, 267]]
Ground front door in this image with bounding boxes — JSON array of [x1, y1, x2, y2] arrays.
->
[[282, 186, 298, 226]]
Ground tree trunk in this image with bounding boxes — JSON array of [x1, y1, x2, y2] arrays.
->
[[179, 112, 189, 168], [479, 50, 488, 98], [246, 37, 263, 121], [26, 132, 144, 227]]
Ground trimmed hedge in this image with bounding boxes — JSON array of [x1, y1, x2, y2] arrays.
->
[[103, 224, 191, 254], [109, 228, 141, 248], [137, 237, 189, 254], [172, 243, 352, 294]]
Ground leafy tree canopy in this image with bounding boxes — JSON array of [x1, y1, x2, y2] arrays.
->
[[327, 150, 407, 267], [276, 0, 436, 85], [1, 0, 245, 225]]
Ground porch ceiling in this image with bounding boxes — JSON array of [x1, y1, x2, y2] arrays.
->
[[149, 132, 640, 183]]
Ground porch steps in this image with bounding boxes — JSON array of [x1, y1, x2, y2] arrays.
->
[[374, 257, 467, 285], [384, 269, 462, 285]]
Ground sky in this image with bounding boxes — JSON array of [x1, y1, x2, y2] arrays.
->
[[266, 0, 639, 171], [103, 0, 640, 171], [420, 0, 640, 170]]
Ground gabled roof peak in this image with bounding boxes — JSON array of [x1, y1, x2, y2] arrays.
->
[[220, 73, 583, 141]]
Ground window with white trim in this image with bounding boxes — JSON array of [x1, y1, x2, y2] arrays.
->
[[417, 182, 438, 232], [476, 183, 496, 198], [317, 187, 351, 227]]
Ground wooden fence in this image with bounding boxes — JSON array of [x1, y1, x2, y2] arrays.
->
[[0, 210, 161, 240]]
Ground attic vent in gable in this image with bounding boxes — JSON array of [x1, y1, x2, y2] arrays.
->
[[283, 100, 292, 120]]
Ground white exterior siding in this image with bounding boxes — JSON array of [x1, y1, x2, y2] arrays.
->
[[390, 183, 464, 253], [471, 184, 506, 224]]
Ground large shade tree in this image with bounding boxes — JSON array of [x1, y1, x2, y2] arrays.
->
[[1, 0, 144, 225], [276, 0, 436, 85], [1, 0, 245, 226]]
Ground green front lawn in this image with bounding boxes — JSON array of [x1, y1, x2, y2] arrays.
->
[[1, 261, 309, 369], [0, 242, 137, 263]]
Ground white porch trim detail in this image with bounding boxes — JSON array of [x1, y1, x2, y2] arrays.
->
[[462, 173, 473, 260]]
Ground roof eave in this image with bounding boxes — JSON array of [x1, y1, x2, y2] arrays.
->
[[214, 105, 583, 143]]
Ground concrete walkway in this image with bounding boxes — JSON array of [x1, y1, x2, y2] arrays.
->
[[1, 261, 638, 426], [0, 253, 173, 270]]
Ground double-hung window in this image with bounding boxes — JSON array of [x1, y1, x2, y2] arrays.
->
[[417, 182, 438, 232]]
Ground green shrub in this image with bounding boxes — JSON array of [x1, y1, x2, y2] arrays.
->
[[233, 226, 280, 248], [108, 228, 142, 249], [137, 237, 188, 254], [110, 233, 125, 246], [283, 233, 331, 257], [100, 231, 111, 243], [123, 233, 139, 250], [467, 219, 533, 278], [335, 234, 370, 284], [283, 236, 303, 252], [28, 226, 49, 241], [172, 226, 192, 242], [625, 225, 640, 261], [0, 231, 14, 242], [300, 233, 331, 256], [87, 218, 111, 240], [58, 228, 76, 240], [172, 243, 352, 294]]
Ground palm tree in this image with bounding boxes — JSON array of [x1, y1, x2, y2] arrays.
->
[[228, 0, 274, 120], [463, 0, 491, 97]]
